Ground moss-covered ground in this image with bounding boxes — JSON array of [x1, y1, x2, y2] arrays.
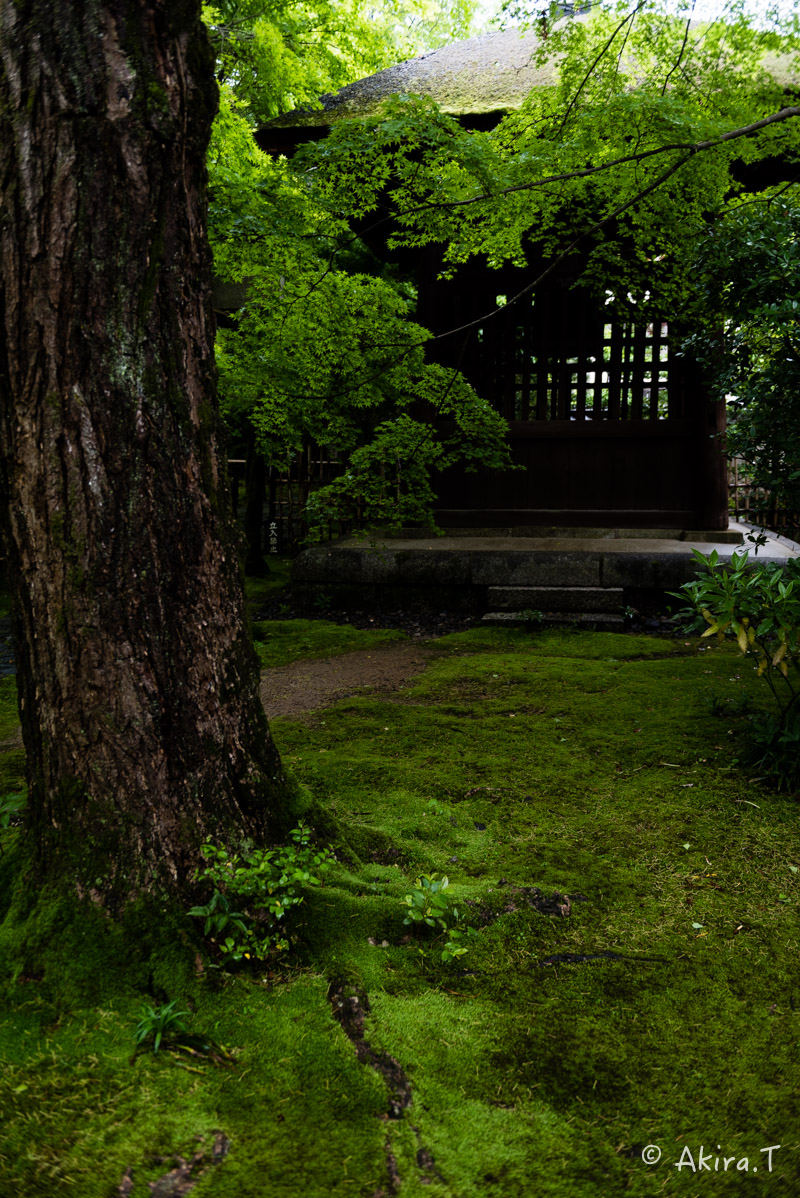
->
[[245, 557, 407, 666], [0, 618, 799, 1196], [253, 618, 405, 668]]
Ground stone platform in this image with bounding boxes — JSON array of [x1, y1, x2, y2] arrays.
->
[[291, 523, 799, 622]]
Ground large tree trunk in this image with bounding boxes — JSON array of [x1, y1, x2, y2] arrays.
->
[[0, 0, 295, 905]]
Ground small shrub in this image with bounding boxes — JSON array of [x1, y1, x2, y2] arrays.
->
[[402, 872, 454, 931], [741, 713, 800, 792], [312, 589, 334, 613], [402, 873, 477, 963], [189, 823, 334, 962], [674, 550, 800, 790], [674, 550, 799, 703], [441, 927, 476, 963]]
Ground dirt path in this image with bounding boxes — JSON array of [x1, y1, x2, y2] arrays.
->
[[259, 642, 435, 718]]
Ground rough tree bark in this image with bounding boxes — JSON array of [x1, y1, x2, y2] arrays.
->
[[0, 0, 295, 905]]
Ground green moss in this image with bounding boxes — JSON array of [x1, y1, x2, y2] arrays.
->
[[0, 974, 388, 1198], [2, 628, 800, 1194], [253, 619, 406, 668], [433, 625, 688, 659], [0, 847, 198, 1008]]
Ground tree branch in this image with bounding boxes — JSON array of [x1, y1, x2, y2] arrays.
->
[[395, 105, 800, 217], [429, 147, 697, 344], [660, 2, 696, 97], [556, 0, 649, 138]]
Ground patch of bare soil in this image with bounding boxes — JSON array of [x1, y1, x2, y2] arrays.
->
[[259, 642, 435, 719]]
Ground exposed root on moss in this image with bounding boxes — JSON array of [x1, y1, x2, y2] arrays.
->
[[329, 978, 445, 1194], [118, 1133, 230, 1197], [328, 979, 411, 1119], [538, 950, 667, 967], [413, 1128, 446, 1184], [371, 1139, 403, 1198]]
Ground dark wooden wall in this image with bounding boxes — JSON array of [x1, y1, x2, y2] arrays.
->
[[418, 261, 728, 529]]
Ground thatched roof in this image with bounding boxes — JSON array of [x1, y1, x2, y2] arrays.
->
[[263, 19, 798, 134], [267, 27, 560, 128]]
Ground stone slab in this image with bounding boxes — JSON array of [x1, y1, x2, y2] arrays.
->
[[290, 526, 797, 614], [482, 611, 625, 629], [488, 586, 624, 613], [376, 526, 744, 543], [470, 552, 602, 587]]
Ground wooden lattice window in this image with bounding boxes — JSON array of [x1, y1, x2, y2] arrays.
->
[[474, 291, 686, 422], [519, 319, 672, 421]]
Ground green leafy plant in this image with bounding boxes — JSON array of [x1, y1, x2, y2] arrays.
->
[[134, 1000, 190, 1055], [742, 714, 800, 793], [706, 692, 754, 719], [674, 550, 800, 789], [187, 889, 250, 940], [675, 551, 799, 712], [312, 589, 334, 613], [0, 792, 25, 829], [402, 872, 454, 931], [401, 873, 478, 963], [133, 999, 233, 1064], [189, 823, 335, 962], [684, 203, 800, 535], [441, 927, 476, 963], [209, 93, 515, 547]]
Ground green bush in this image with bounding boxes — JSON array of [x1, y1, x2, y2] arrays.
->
[[741, 713, 800, 793], [189, 823, 334, 962], [402, 872, 454, 931], [401, 872, 476, 963], [675, 550, 800, 790]]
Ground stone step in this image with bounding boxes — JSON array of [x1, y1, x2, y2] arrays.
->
[[398, 525, 744, 544], [482, 611, 625, 629], [487, 585, 624, 613]]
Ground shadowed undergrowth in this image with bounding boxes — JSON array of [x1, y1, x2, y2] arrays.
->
[[0, 623, 798, 1196]]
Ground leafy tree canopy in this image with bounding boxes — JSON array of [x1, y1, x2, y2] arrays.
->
[[685, 198, 800, 528], [301, 0, 800, 319], [209, 0, 800, 537], [208, 89, 513, 537], [202, 0, 478, 124]]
